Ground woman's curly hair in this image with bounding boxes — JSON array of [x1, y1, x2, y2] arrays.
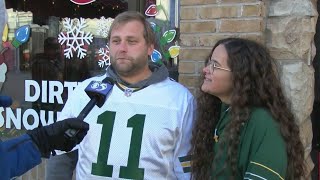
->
[[190, 38, 305, 179]]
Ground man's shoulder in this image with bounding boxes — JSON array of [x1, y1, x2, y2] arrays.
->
[[153, 78, 195, 103], [159, 78, 190, 90]]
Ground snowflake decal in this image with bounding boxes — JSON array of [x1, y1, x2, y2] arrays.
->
[[98, 45, 111, 69], [96, 16, 114, 38], [58, 18, 93, 59]]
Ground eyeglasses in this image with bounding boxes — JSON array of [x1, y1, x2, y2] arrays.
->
[[206, 60, 231, 73]]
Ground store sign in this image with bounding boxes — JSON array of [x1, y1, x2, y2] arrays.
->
[[70, 0, 95, 5], [0, 80, 79, 130]]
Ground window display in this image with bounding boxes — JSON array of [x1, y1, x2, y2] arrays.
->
[[0, 0, 179, 139]]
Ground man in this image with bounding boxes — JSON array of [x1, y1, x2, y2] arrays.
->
[[0, 118, 89, 180], [46, 11, 195, 179], [31, 37, 64, 115]]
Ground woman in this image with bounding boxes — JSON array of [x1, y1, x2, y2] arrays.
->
[[191, 38, 305, 179]]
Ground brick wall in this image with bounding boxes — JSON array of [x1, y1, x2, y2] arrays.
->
[[179, 0, 266, 93]]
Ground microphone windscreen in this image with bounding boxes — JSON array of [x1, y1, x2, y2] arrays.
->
[[102, 77, 114, 85], [0, 95, 13, 107], [85, 78, 114, 107]]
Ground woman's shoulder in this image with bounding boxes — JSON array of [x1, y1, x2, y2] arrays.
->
[[247, 107, 279, 132], [241, 107, 285, 149]]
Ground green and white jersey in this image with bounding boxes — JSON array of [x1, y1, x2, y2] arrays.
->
[[58, 75, 195, 180], [211, 104, 287, 179]]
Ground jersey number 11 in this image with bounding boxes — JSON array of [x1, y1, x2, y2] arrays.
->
[[91, 111, 146, 179]]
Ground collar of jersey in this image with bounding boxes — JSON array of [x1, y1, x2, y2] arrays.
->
[[115, 82, 147, 93]]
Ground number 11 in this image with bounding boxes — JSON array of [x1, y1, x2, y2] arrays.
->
[[91, 111, 146, 179]]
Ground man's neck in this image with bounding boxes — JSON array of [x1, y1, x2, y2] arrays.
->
[[119, 68, 152, 85]]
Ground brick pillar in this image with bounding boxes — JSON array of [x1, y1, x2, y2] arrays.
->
[[179, 0, 315, 179]]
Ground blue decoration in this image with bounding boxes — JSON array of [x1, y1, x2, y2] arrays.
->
[[151, 49, 162, 63], [12, 25, 31, 48], [150, 22, 157, 32]]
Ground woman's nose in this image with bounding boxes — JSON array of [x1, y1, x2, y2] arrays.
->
[[203, 65, 210, 74]]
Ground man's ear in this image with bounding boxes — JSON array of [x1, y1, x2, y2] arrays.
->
[[147, 44, 154, 56]]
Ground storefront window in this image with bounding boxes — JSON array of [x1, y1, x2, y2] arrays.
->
[[0, 0, 178, 140]]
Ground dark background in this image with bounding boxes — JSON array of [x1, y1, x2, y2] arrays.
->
[[5, 0, 127, 25]]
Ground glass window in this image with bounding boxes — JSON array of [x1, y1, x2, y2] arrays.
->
[[0, 0, 129, 139], [0, 0, 179, 139]]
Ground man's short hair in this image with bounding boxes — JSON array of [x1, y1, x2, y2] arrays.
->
[[108, 11, 155, 46], [44, 37, 60, 50]]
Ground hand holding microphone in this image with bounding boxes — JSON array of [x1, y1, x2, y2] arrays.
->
[[26, 118, 89, 157], [25, 75, 114, 157], [64, 77, 114, 139]]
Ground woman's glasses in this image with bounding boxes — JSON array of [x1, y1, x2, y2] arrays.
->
[[207, 60, 231, 73]]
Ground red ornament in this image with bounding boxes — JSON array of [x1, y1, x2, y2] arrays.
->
[[145, 4, 158, 16], [70, 0, 95, 5]]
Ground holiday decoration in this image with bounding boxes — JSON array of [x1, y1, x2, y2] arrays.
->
[[97, 45, 111, 69], [162, 30, 176, 44], [11, 25, 30, 48], [96, 16, 114, 38], [145, 3, 180, 64], [2, 24, 8, 42], [168, 46, 180, 58], [145, 4, 158, 16], [70, 0, 95, 5], [150, 22, 157, 32], [58, 18, 93, 59], [151, 49, 162, 63]]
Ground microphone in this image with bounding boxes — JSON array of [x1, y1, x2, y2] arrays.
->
[[0, 95, 13, 107], [64, 77, 114, 139]]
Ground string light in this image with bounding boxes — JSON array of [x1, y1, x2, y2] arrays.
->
[[12, 25, 31, 48], [145, 3, 180, 64], [168, 46, 180, 58], [162, 30, 176, 43], [151, 49, 162, 63], [145, 4, 158, 16], [2, 24, 8, 42], [70, 0, 95, 5]]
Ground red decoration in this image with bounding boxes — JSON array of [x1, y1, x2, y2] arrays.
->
[[70, 0, 95, 5], [145, 4, 158, 16]]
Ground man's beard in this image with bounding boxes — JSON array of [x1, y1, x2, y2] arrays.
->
[[111, 55, 148, 77]]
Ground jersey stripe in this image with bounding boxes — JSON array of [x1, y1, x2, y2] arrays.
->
[[250, 161, 284, 180], [179, 155, 192, 173], [245, 172, 267, 180]]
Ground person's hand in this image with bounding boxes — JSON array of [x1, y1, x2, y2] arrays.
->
[[26, 118, 89, 157]]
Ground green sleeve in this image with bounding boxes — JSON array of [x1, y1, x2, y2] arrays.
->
[[243, 109, 287, 180]]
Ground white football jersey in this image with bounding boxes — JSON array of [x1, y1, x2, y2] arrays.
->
[[58, 75, 196, 180]]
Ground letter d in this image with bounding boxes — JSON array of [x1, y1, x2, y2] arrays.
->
[[25, 80, 40, 102]]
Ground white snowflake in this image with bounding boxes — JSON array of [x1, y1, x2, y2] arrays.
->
[[96, 16, 114, 38], [98, 45, 111, 69], [58, 18, 93, 59]]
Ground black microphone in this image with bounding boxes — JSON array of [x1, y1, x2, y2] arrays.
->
[[64, 77, 114, 139], [0, 95, 13, 107]]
